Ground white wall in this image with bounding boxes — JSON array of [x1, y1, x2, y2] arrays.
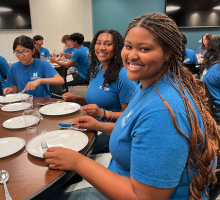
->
[[0, 0, 93, 62]]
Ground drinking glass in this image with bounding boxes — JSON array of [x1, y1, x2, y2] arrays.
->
[[21, 95, 33, 110], [22, 110, 39, 134]]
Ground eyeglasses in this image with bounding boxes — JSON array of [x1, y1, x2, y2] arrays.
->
[[13, 51, 30, 57]]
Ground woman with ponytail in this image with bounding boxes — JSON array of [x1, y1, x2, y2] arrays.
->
[[3, 35, 64, 97], [44, 13, 220, 200]]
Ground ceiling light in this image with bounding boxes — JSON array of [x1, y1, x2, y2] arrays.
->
[[0, 7, 12, 12], [213, 6, 220, 10], [166, 6, 180, 12]]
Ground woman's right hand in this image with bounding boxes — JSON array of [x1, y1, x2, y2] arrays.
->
[[73, 116, 101, 131], [3, 87, 13, 95], [62, 92, 78, 102]]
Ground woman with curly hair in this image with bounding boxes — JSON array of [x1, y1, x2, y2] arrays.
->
[[44, 13, 220, 200], [62, 29, 136, 154], [199, 36, 220, 124]]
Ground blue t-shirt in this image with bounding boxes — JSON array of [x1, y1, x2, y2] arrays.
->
[[108, 74, 208, 199], [0, 55, 9, 92], [85, 66, 136, 118], [202, 63, 220, 106], [196, 46, 206, 56], [38, 47, 50, 58], [7, 58, 58, 97], [64, 48, 76, 59], [70, 46, 90, 81], [183, 48, 198, 64]]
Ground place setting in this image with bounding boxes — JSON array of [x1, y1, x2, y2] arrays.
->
[[1, 94, 33, 112], [38, 102, 81, 116], [26, 129, 89, 158], [0, 93, 29, 104]]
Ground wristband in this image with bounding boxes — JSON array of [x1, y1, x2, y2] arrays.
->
[[110, 111, 113, 121], [100, 108, 104, 120], [105, 110, 109, 122], [100, 109, 106, 120]]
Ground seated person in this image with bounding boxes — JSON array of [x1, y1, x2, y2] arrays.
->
[[0, 55, 10, 94], [62, 29, 137, 154], [196, 33, 212, 59], [59, 35, 77, 61], [33, 35, 51, 60], [198, 36, 220, 123], [50, 32, 90, 86], [43, 13, 220, 200], [180, 33, 198, 64], [3, 35, 64, 97], [58, 34, 77, 74]]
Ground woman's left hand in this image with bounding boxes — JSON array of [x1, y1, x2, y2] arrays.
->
[[43, 147, 81, 171], [22, 79, 41, 92], [82, 104, 104, 118]]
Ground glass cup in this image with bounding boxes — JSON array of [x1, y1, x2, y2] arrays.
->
[[22, 110, 39, 134], [21, 95, 33, 110]]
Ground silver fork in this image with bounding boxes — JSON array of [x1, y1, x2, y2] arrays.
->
[[41, 141, 48, 151]]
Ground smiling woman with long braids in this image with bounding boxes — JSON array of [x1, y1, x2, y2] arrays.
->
[[44, 13, 220, 200], [3, 35, 64, 97]]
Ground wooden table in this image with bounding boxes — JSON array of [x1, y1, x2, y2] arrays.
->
[[0, 97, 97, 200]]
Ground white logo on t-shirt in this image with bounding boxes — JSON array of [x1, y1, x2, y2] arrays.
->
[[121, 110, 133, 128], [31, 72, 40, 80], [99, 85, 109, 91]]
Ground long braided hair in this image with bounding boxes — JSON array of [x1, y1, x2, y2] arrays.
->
[[125, 13, 220, 199], [88, 29, 124, 87], [198, 36, 220, 79]]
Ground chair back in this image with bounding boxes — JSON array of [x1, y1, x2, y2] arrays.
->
[[49, 67, 68, 99]]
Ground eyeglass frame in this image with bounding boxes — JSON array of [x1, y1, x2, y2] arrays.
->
[[13, 50, 31, 57]]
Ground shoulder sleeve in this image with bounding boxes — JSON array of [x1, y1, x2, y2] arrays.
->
[[196, 46, 201, 54], [70, 50, 80, 63], [193, 51, 198, 64], [42, 60, 58, 78], [45, 49, 51, 58], [0, 57, 9, 76], [131, 109, 190, 188], [117, 68, 136, 104]]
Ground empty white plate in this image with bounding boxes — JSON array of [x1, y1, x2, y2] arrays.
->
[[0, 93, 29, 103], [39, 102, 81, 116], [26, 130, 88, 158], [3, 116, 40, 129], [0, 137, 25, 158], [1, 102, 32, 112]]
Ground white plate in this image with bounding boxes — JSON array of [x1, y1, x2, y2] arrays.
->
[[0, 93, 29, 103], [1, 102, 32, 112], [51, 63, 59, 66], [3, 116, 40, 129], [26, 130, 88, 158], [39, 102, 81, 116], [0, 137, 25, 158]]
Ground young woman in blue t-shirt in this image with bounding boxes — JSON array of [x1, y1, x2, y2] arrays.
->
[[196, 33, 212, 61], [3, 35, 64, 97], [62, 29, 136, 154], [44, 14, 220, 200], [199, 37, 220, 124]]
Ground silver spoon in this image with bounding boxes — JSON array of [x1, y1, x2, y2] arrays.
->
[[0, 170, 12, 200]]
